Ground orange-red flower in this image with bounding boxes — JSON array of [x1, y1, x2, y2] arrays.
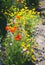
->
[[5, 26, 10, 31], [10, 26, 17, 33], [14, 34, 21, 41], [16, 15, 21, 19], [14, 26, 17, 30]]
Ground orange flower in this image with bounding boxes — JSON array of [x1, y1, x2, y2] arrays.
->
[[14, 26, 17, 30], [16, 15, 21, 19], [5, 26, 10, 31], [15, 34, 21, 41], [10, 26, 17, 33]]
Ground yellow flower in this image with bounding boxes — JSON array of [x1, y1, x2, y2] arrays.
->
[[29, 10, 32, 14], [21, 1, 24, 3], [25, 7, 28, 9], [17, 0, 19, 2], [4, 12, 8, 14], [26, 39, 30, 42], [24, 30, 27, 34], [14, 12, 17, 14], [27, 44, 30, 47], [32, 11, 36, 15], [10, 19, 12, 22], [34, 43, 38, 47], [10, 13, 14, 17], [21, 8, 24, 12], [26, 34, 30, 37], [23, 47, 27, 51], [14, 8, 17, 10], [40, 19, 43, 23], [31, 49, 34, 53], [21, 42, 25, 47], [32, 55, 36, 61], [37, 12, 40, 15], [32, 8, 35, 11]]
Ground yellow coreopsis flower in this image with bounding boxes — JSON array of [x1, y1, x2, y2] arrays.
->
[[4, 12, 8, 14], [21, 42, 25, 47], [37, 12, 40, 15], [11, 13, 14, 17], [14, 12, 17, 15], [26, 39, 30, 42], [21, 8, 25, 12], [23, 46, 27, 51], [25, 7, 28, 9], [34, 43, 38, 47], [31, 49, 34, 53], [40, 19, 43, 23], [29, 10, 32, 14], [32, 55, 36, 61], [32, 8, 35, 11], [27, 44, 30, 47]]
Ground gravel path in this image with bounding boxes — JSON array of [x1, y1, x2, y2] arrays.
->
[[36, 60, 45, 65], [35, 25, 45, 65], [34, 24, 45, 64], [35, 0, 45, 65]]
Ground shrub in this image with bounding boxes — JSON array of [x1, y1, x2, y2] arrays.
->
[[2, 7, 42, 65]]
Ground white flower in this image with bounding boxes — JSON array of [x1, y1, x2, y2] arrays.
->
[[23, 48, 27, 52], [10, 43, 12, 46]]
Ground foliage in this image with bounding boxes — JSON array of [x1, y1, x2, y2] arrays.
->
[[14, 0, 26, 9], [0, 12, 7, 38], [11, 0, 40, 9], [1, 7, 42, 65], [0, 0, 15, 39], [26, 0, 40, 9], [0, 0, 15, 12]]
